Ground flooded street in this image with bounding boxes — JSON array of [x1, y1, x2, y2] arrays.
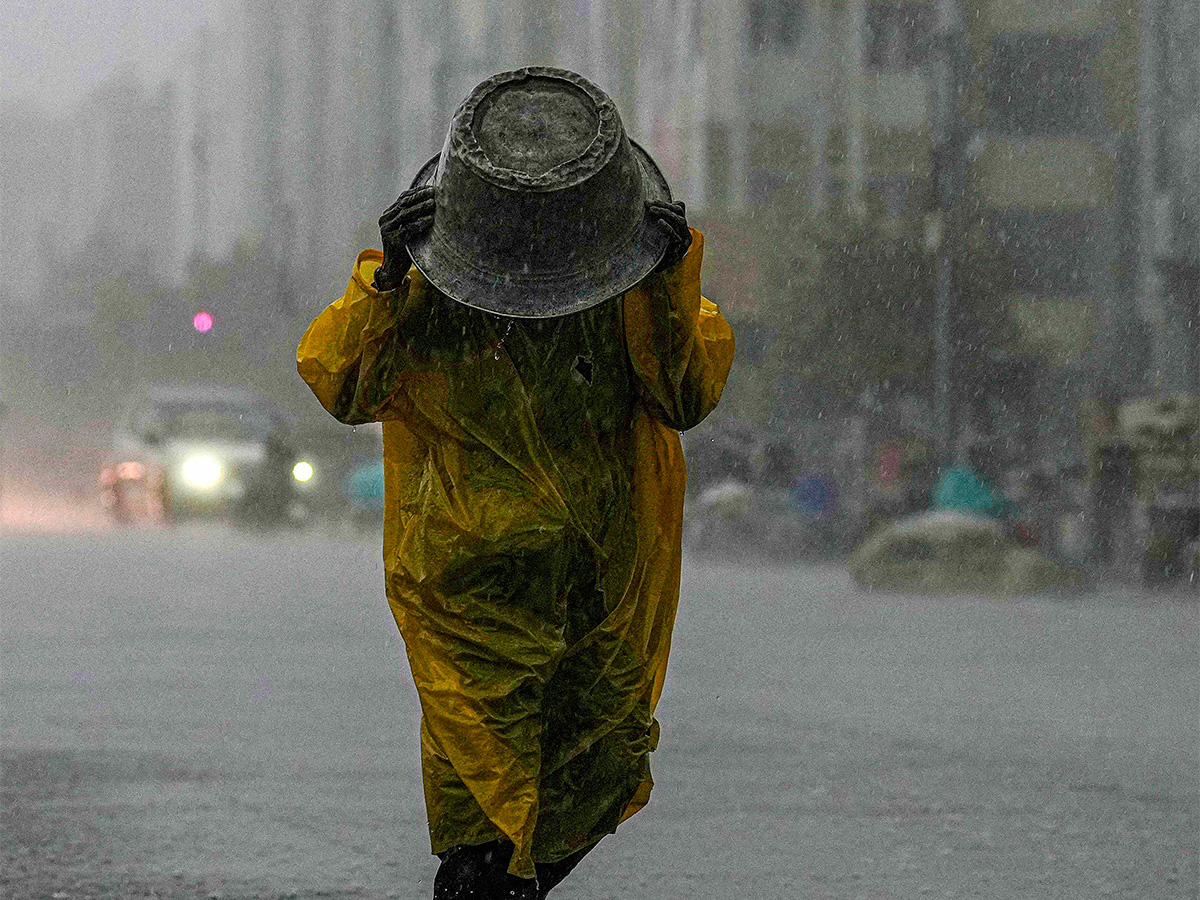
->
[[3, 529, 1195, 899]]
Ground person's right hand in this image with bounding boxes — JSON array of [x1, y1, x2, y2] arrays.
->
[[375, 185, 435, 291], [646, 199, 692, 272]]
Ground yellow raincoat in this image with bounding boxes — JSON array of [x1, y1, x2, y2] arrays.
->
[[297, 230, 733, 877]]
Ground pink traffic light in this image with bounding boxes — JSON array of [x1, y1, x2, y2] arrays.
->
[[193, 311, 213, 333]]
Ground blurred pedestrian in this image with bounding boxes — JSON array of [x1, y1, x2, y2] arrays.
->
[[297, 67, 734, 899], [931, 429, 1011, 520]]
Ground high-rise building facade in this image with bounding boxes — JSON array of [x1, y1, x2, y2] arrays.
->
[[4, 0, 1188, 413], [1, 71, 180, 316], [1141, 0, 1199, 392], [630, 0, 1187, 428]]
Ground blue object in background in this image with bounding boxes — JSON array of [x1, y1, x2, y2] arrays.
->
[[345, 460, 385, 512], [790, 473, 839, 521]]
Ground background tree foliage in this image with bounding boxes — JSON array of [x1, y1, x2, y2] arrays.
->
[[698, 203, 1023, 422], [9, 232, 334, 426]]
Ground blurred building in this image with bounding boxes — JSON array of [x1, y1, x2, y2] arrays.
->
[[0, 100, 67, 320], [1, 73, 180, 316], [970, 5, 1133, 388], [636, 1, 941, 218], [1142, 0, 1199, 393], [956, 0, 1197, 465], [3, 0, 1192, 412], [624, 0, 1194, 444], [229, 0, 397, 299]]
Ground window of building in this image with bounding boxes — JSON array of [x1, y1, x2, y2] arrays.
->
[[747, 168, 789, 204], [747, 122, 808, 204], [865, 174, 911, 220], [986, 34, 1104, 136], [865, 3, 934, 72], [989, 210, 1106, 295], [746, 0, 805, 54]]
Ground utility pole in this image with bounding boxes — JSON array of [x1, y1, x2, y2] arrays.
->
[[927, 0, 969, 462], [302, 0, 333, 284], [251, 0, 292, 312], [188, 26, 214, 278]]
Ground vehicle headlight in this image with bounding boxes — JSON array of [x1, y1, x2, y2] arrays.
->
[[180, 454, 223, 490], [292, 460, 315, 483]]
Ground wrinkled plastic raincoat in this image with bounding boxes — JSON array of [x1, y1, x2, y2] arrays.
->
[[297, 230, 733, 877]]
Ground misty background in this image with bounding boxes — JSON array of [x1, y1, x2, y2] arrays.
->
[[2, 5, 1198, 899], [0, 0, 1197, 542]]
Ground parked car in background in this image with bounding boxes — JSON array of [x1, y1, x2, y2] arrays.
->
[[99, 383, 317, 525], [848, 511, 1082, 596]]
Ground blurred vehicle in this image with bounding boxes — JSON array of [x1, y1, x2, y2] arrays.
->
[[848, 511, 1082, 596], [99, 383, 318, 525], [684, 472, 858, 559], [683, 478, 753, 551], [683, 419, 859, 558], [323, 420, 386, 531]]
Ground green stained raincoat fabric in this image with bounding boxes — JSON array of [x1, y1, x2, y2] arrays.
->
[[297, 230, 733, 877]]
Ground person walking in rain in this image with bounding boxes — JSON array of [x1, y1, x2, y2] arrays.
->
[[298, 67, 734, 899]]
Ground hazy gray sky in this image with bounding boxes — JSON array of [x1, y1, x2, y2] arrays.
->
[[2, 0, 224, 109]]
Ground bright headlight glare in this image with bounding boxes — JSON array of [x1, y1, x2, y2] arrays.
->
[[292, 460, 315, 483], [181, 454, 223, 490]]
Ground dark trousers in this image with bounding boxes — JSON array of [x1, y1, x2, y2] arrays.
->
[[433, 839, 597, 900]]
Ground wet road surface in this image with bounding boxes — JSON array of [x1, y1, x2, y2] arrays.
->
[[3, 529, 1197, 899]]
